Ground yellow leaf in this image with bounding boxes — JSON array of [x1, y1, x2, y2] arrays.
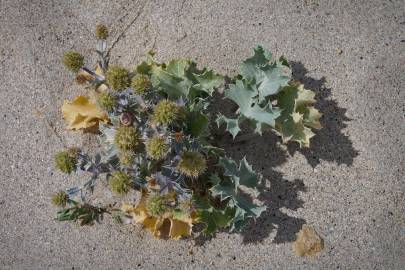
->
[[292, 226, 324, 257], [61, 95, 108, 131], [169, 217, 193, 240], [121, 193, 194, 240]]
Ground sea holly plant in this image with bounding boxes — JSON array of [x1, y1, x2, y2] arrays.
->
[[52, 25, 322, 239]]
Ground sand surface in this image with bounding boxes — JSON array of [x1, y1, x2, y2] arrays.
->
[[0, 0, 404, 269]]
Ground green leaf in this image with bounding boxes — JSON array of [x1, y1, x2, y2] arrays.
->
[[166, 59, 190, 77], [150, 59, 223, 100], [193, 196, 235, 235], [189, 112, 209, 137], [210, 157, 264, 231], [257, 61, 291, 100], [225, 80, 281, 132], [240, 45, 291, 98], [238, 157, 258, 188], [151, 65, 191, 99], [216, 114, 241, 139], [218, 157, 239, 180], [136, 61, 152, 75], [275, 83, 322, 147], [193, 69, 224, 95], [240, 45, 273, 81]]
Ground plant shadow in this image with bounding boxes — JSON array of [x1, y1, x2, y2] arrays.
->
[[198, 61, 358, 245], [287, 61, 359, 167]]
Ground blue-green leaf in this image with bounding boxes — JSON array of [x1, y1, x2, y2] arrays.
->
[[216, 114, 241, 139]]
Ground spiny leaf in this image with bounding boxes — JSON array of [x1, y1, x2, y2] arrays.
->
[[210, 158, 265, 231], [240, 45, 273, 81], [166, 59, 190, 78], [193, 196, 234, 235], [225, 80, 281, 133], [151, 59, 224, 100], [216, 157, 259, 189], [216, 114, 241, 139], [189, 112, 209, 137], [241, 45, 291, 98], [275, 83, 322, 147], [193, 69, 224, 95], [151, 64, 190, 99]]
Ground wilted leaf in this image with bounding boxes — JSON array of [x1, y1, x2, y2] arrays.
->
[[61, 95, 108, 131], [122, 193, 194, 240], [293, 226, 324, 257], [275, 83, 322, 147]]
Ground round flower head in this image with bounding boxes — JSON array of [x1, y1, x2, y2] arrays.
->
[[118, 150, 134, 167], [106, 66, 130, 91], [146, 194, 168, 217], [109, 171, 132, 194], [146, 136, 169, 160], [131, 74, 151, 94], [152, 100, 179, 125], [97, 92, 116, 112], [95, 24, 108, 39], [62, 51, 84, 73], [55, 150, 78, 174], [177, 151, 207, 178], [114, 126, 141, 151], [51, 191, 69, 207]]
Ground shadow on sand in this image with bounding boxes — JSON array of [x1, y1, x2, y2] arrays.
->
[[200, 61, 358, 245]]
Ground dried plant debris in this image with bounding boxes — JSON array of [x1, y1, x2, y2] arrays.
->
[[51, 25, 322, 239], [293, 226, 324, 257]]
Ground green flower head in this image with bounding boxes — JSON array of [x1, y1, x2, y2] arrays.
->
[[109, 171, 132, 194], [62, 51, 84, 73], [146, 136, 169, 160], [95, 24, 108, 39], [97, 92, 116, 112], [152, 100, 179, 125], [55, 149, 78, 174], [106, 66, 130, 91], [51, 191, 69, 207], [177, 151, 207, 178], [131, 74, 151, 94], [114, 126, 141, 151], [146, 194, 169, 217], [119, 150, 134, 167]]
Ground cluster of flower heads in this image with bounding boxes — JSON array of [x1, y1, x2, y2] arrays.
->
[[52, 24, 321, 239]]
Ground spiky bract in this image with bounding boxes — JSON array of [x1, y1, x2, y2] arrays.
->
[[97, 92, 116, 112], [119, 150, 134, 167], [106, 66, 130, 91], [152, 100, 179, 125], [55, 150, 78, 174], [62, 51, 84, 73], [131, 74, 151, 94], [109, 172, 132, 194], [52, 191, 69, 207], [146, 194, 169, 217], [95, 24, 108, 39], [146, 136, 169, 160], [177, 151, 207, 178], [114, 126, 141, 151]]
